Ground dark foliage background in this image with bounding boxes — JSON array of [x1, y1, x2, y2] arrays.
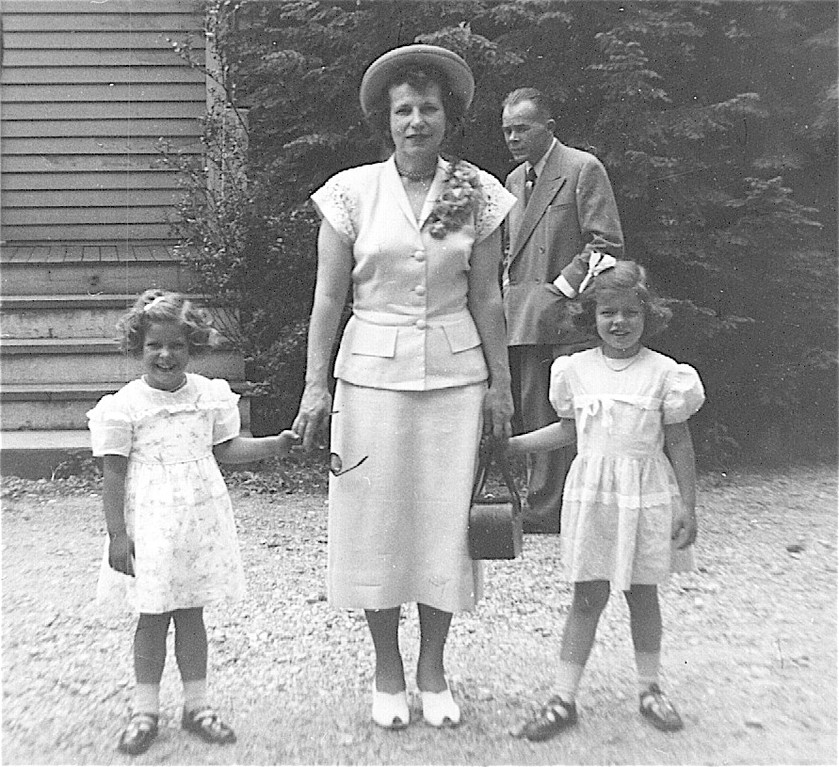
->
[[171, 0, 837, 467]]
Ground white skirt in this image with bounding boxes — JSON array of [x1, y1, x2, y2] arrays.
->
[[327, 381, 485, 612]]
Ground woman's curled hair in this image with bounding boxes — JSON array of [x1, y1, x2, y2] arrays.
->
[[365, 64, 466, 150], [117, 289, 216, 356], [571, 260, 672, 341]]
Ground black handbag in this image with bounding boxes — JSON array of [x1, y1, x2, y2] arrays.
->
[[468, 439, 523, 560]]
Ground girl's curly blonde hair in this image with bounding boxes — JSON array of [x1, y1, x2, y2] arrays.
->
[[117, 289, 216, 357], [571, 260, 672, 341]]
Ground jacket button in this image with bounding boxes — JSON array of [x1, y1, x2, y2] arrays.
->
[[415, 285, 426, 296], [414, 250, 426, 261], [416, 319, 427, 330]]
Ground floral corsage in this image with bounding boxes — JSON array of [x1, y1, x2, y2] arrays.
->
[[427, 160, 482, 239]]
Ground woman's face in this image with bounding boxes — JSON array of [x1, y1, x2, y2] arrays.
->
[[595, 289, 645, 358], [388, 81, 446, 160]]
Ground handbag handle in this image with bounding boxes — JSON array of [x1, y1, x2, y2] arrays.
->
[[472, 437, 521, 509]]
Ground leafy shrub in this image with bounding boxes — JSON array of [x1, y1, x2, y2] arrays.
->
[[171, 0, 837, 465]]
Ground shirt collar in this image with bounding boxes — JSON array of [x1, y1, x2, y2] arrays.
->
[[526, 137, 558, 178]]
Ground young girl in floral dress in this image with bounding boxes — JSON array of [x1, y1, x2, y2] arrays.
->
[[88, 289, 298, 755], [508, 257, 705, 740]]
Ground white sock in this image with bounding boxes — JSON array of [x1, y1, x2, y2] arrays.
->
[[133, 683, 160, 715], [635, 650, 661, 692], [555, 660, 585, 703], [183, 678, 208, 712]]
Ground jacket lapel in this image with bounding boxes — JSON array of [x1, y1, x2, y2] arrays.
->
[[509, 145, 568, 261]]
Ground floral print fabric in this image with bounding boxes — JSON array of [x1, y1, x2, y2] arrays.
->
[[88, 374, 246, 613]]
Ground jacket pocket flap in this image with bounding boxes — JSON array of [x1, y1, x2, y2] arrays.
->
[[347, 322, 398, 358], [442, 319, 481, 353]]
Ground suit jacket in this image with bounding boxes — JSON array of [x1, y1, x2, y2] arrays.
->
[[502, 141, 624, 346]]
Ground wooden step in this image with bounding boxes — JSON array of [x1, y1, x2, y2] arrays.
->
[[0, 338, 244, 384], [1, 381, 252, 430], [0, 258, 194, 295], [0, 293, 236, 339]]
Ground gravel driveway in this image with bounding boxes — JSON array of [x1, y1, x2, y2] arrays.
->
[[2, 464, 836, 765]]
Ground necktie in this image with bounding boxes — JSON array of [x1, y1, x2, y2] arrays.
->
[[525, 166, 537, 206]]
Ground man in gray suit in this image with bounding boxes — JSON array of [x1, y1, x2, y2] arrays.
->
[[501, 88, 623, 533]]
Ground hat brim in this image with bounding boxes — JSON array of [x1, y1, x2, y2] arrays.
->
[[359, 44, 475, 116]]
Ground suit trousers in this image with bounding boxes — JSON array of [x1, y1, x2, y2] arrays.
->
[[509, 342, 592, 533]]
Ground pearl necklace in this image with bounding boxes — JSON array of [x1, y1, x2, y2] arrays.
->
[[396, 161, 437, 182], [600, 347, 642, 372]]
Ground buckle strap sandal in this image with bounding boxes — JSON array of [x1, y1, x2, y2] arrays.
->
[[117, 712, 159, 755], [522, 696, 578, 742], [639, 683, 684, 731], [182, 706, 237, 744]]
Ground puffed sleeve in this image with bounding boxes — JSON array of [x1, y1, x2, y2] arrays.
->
[[663, 364, 706, 424], [87, 394, 132, 457], [207, 379, 242, 445], [548, 356, 575, 419], [474, 169, 516, 243], [310, 170, 358, 242]]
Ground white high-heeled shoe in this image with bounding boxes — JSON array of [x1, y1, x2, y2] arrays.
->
[[371, 680, 410, 730], [420, 687, 461, 728]]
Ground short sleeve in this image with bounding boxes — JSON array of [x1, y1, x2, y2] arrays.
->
[[310, 170, 358, 242], [663, 364, 705, 424], [548, 356, 575, 418], [474, 169, 516, 243], [207, 378, 242, 445], [87, 394, 132, 457]]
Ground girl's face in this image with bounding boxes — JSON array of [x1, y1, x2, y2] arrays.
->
[[389, 82, 447, 161], [595, 289, 645, 358], [142, 321, 190, 390]]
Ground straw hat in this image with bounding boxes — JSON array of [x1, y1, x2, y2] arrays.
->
[[359, 44, 475, 116]]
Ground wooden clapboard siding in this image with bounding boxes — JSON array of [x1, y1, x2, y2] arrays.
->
[[0, 0, 206, 245]]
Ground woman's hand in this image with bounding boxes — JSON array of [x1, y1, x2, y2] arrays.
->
[[292, 383, 332, 451], [108, 532, 135, 576], [483, 380, 514, 441]]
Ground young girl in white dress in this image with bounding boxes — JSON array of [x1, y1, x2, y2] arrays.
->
[[88, 290, 298, 756], [508, 256, 705, 741]]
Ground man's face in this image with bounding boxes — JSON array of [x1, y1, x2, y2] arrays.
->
[[502, 100, 554, 165]]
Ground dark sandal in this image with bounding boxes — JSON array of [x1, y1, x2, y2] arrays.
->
[[182, 706, 237, 745], [117, 712, 159, 755], [639, 684, 684, 731], [522, 696, 578, 742]]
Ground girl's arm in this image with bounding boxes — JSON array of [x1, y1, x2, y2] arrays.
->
[[467, 227, 514, 439], [213, 430, 300, 464], [102, 454, 134, 576], [664, 420, 698, 549], [507, 419, 576, 455], [292, 219, 354, 450]]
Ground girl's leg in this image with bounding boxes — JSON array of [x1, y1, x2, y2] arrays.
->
[[416, 603, 452, 693], [134, 612, 172, 714], [365, 607, 404, 693], [624, 584, 662, 690], [522, 581, 610, 741], [172, 607, 208, 710], [522, 581, 609, 741], [118, 612, 170, 754], [173, 607, 236, 744], [625, 584, 683, 731], [556, 580, 611, 702]]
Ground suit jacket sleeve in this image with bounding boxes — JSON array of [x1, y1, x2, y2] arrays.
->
[[576, 156, 623, 259]]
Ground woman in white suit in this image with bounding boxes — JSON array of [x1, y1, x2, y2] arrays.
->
[[292, 44, 515, 729]]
